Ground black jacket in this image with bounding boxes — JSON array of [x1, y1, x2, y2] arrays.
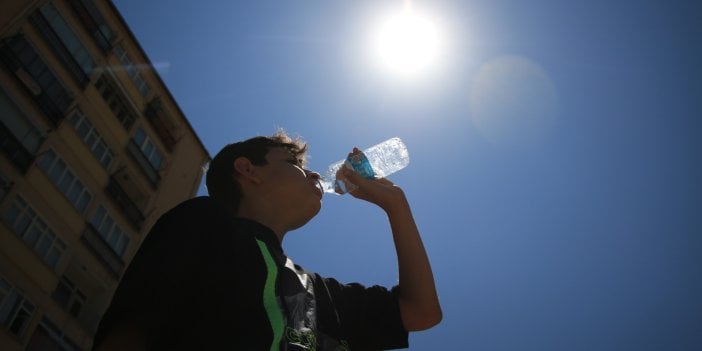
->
[[93, 197, 407, 350]]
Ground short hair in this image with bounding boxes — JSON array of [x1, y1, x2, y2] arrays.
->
[[205, 130, 308, 213]]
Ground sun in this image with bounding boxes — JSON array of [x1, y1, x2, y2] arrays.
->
[[373, 4, 443, 77]]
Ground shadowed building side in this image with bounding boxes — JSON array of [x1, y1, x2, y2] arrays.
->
[[0, 1, 210, 350]]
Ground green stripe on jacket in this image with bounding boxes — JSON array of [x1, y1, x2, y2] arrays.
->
[[256, 239, 285, 351]]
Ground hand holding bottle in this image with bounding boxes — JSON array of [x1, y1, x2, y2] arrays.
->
[[336, 155, 408, 212], [321, 137, 410, 195]]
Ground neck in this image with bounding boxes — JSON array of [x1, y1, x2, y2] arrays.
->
[[235, 199, 287, 243]]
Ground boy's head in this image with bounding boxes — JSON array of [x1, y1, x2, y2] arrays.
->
[[206, 130, 309, 213]]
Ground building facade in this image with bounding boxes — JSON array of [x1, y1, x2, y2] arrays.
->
[[0, 0, 210, 349]]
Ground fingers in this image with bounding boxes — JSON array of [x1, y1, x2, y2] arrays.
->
[[346, 148, 358, 159], [341, 168, 393, 193], [341, 166, 372, 183], [340, 146, 396, 193]]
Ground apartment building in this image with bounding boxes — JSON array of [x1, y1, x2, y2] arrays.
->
[[0, 0, 210, 349]]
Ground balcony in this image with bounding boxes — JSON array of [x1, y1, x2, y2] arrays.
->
[[94, 74, 136, 131], [0, 121, 35, 173], [0, 35, 72, 127], [144, 98, 178, 152], [106, 176, 145, 231], [80, 223, 124, 278], [30, 8, 92, 87], [66, 0, 115, 53]]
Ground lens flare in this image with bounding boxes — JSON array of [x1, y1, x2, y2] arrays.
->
[[470, 56, 560, 147]]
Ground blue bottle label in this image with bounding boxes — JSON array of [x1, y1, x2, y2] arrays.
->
[[346, 152, 375, 179]]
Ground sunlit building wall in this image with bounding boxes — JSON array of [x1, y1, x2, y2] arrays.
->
[[0, 0, 210, 349]]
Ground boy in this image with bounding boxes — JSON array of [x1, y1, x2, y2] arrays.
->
[[93, 131, 441, 350]]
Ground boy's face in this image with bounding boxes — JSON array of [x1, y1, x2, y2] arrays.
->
[[257, 147, 323, 229]]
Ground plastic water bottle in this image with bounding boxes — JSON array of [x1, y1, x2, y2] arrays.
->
[[320, 137, 410, 194]]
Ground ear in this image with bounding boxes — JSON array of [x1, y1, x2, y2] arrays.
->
[[233, 157, 262, 184]]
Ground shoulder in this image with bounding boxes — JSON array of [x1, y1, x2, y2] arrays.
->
[[137, 197, 232, 254], [160, 196, 225, 221], [151, 197, 230, 233]]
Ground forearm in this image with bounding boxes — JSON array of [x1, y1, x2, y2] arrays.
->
[[337, 165, 442, 330], [385, 196, 442, 331]]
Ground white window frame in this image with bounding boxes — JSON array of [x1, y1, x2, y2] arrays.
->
[[68, 109, 114, 170], [39, 2, 95, 76], [3, 195, 67, 269], [114, 44, 150, 97], [0, 87, 44, 154], [133, 127, 163, 171], [0, 277, 36, 338], [90, 205, 129, 257], [53, 276, 86, 317], [38, 148, 93, 214]]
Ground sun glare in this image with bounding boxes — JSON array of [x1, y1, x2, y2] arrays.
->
[[373, 4, 443, 77]]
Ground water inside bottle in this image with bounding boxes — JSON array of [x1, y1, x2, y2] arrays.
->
[[320, 159, 356, 194]]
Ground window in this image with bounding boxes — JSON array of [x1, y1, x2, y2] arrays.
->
[[0, 35, 72, 126], [90, 205, 129, 257], [114, 45, 150, 97], [67, 0, 115, 52], [0, 277, 36, 338], [0, 89, 43, 153], [128, 127, 164, 186], [32, 3, 95, 86], [106, 172, 146, 231], [94, 74, 136, 130], [38, 149, 92, 214], [3, 195, 67, 269], [68, 110, 114, 170], [144, 97, 178, 152], [0, 84, 44, 171], [26, 317, 81, 351], [52, 276, 86, 318], [133, 128, 163, 171]]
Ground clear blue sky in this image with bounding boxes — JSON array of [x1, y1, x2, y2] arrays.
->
[[113, 1, 701, 349]]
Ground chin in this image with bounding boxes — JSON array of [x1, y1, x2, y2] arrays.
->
[[291, 206, 321, 230]]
